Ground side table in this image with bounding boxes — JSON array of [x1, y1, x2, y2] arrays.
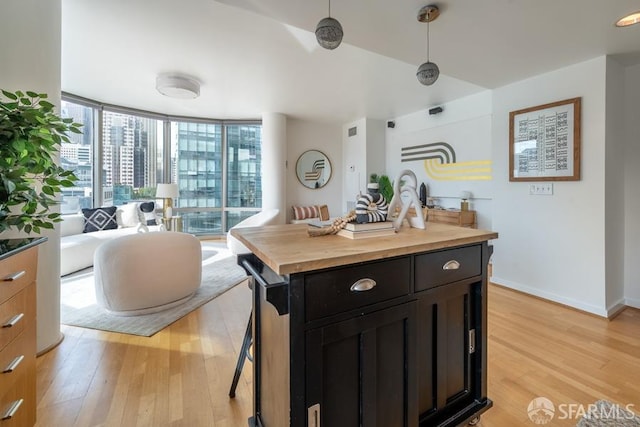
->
[[161, 216, 183, 232]]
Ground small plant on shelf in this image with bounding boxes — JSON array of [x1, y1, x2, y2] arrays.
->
[[370, 173, 395, 203]]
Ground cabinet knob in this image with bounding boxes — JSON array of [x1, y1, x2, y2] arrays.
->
[[442, 260, 460, 270], [350, 278, 377, 292]]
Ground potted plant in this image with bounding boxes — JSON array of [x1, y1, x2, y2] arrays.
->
[[369, 173, 395, 203], [0, 90, 81, 234]]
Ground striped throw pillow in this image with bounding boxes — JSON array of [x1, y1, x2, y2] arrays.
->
[[292, 205, 321, 220]]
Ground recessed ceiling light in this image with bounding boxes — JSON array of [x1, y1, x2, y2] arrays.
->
[[156, 75, 200, 99], [615, 11, 640, 27]]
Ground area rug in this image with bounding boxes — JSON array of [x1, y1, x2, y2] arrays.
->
[[60, 242, 248, 336], [577, 400, 640, 426]]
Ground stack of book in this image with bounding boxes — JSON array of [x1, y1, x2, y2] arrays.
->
[[337, 221, 396, 239]]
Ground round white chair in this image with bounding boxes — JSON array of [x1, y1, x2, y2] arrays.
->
[[94, 232, 202, 316]]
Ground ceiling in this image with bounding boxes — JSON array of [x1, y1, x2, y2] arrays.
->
[[62, 0, 640, 124]]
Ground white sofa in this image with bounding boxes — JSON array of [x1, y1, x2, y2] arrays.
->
[[60, 206, 161, 276]]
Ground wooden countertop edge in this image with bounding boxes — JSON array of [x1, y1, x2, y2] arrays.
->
[[232, 224, 497, 276]]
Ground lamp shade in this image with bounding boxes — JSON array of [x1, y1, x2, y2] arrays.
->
[[156, 183, 178, 199], [315, 17, 343, 50], [417, 61, 440, 86], [459, 191, 472, 200]]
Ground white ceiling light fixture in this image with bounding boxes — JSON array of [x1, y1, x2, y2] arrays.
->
[[416, 5, 440, 86], [315, 0, 343, 50], [156, 74, 200, 99], [615, 11, 640, 27]]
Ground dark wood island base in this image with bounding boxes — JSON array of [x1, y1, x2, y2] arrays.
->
[[232, 223, 497, 427]]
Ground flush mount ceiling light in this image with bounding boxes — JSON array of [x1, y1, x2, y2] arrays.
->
[[615, 11, 640, 27], [156, 75, 200, 99], [416, 5, 440, 86], [315, 0, 343, 50]]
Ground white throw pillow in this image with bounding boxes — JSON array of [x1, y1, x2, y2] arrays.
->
[[117, 203, 141, 228]]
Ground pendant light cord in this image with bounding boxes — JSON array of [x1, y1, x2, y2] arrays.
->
[[426, 19, 430, 62], [328, 0, 331, 17]]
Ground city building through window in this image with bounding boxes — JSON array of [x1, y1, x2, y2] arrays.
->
[[60, 97, 262, 235]]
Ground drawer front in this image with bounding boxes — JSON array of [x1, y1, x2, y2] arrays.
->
[[415, 245, 481, 291], [0, 285, 34, 353], [0, 249, 37, 305], [305, 257, 411, 322], [0, 367, 35, 427], [0, 331, 34, 399]]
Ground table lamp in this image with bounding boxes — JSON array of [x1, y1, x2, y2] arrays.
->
[[156, 183, 178, 218], [459, 191, 471, 211]]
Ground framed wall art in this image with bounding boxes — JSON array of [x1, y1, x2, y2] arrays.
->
[[509, 97, 581, 181]]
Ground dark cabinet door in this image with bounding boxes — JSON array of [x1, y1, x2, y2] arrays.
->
[[417, 281, 479, 425], [305, 302, 418, 427]]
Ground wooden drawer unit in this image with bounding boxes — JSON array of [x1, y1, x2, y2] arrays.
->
[[415, 245, 481, 291], [304, 257, 411, 321], [0, 240, 42, 427], [426, 209, 477, 228]]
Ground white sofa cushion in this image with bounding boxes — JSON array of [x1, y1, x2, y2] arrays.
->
[[117, 202, 141, 228], [60, 213, 85, 237]]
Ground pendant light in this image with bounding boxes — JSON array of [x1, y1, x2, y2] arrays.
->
[[416, 5, 440, 86], [316, 0, 343, 50]]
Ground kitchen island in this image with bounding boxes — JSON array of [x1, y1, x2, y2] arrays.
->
[[231, 222, 498, 427]]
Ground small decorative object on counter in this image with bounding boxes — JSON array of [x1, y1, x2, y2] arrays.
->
[[355, 183, 388, 223], [307, 211, 357, 236], [419, 182, 428, 207], [387, 169, 426, 230]]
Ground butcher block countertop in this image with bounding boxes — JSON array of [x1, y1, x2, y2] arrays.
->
[[230, 222, 498, 275]]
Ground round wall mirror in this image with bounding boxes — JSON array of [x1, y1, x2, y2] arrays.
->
[[295, 150, 332, 189]]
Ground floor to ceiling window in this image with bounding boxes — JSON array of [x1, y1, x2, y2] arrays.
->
[[59, 95, 262, 235]]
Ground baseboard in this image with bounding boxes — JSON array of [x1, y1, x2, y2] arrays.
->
[[606, 299, 627, 320], [490, 276, 609, 317], [625, 297, 640, 310]]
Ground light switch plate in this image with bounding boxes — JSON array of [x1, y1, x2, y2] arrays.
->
[[529, 183, 553, 195]]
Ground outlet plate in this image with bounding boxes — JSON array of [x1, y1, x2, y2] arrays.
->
[[529, 183, 553, 195]]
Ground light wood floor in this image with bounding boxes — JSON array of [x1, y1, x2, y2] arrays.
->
[[35, 283, 640, 426]]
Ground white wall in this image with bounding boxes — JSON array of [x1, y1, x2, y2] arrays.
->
[[341, 118, 385, 213], [491, 57, 609, 316], [286, 119, 343, 221], [604, 57, 626, 313], [624, 63, 640, 309], [385, 91, 494, 230], [1, 0, 64, 353]]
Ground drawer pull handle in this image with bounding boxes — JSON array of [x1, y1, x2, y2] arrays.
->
[[3, 355, 24, 374], [2, 313, 24, 328], [443, 260, 460, 270], [350, 278, 377, 292], [1, 399, 23, 420], [2, 271, 25, 282]]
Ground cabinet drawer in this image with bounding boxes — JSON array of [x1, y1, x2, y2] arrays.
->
[[415, 246, 481, 291], [0, 331, 33, 399], [0, 370, 34, 427], [0, 285, 34, 353], [305, 257, 410, 321], [0, 248, 37, 305]]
